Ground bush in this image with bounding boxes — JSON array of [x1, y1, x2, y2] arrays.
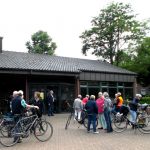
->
[[140, 97, 150, 104]]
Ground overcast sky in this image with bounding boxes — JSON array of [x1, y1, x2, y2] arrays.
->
[[0, 0, 150, 59]]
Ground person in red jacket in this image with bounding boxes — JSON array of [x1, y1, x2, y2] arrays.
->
[[96, 92, 107, 130], [82, 95, 89, 106]]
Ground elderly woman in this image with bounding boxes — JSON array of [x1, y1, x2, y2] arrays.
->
[[96, 92, 107, 130], [103, 92, 113, 133], [85, 95, 99, 134]]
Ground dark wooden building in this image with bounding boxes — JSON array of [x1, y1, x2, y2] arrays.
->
[[0, 38, 136, 113]]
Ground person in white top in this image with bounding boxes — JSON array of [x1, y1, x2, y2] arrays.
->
[[73, 95, 83, 121]]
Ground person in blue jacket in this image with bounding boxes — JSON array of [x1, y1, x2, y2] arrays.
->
[[85, 95, 99, 134]]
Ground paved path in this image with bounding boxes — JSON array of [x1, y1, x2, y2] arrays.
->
[[1, 114, 150, 150]]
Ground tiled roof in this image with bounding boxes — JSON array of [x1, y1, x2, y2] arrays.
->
[[0, 51, 136, 75]]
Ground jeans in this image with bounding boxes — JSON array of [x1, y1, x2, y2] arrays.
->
[[48, 104, 54, 116], [104, 108, 113, 132], [98, 113, 107, 129], [87, 114, 97, 132], [13, 115, 21, 141], [130, 110, 137, 123]]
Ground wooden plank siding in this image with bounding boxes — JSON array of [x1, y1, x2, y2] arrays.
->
[[79, 72, 136, 82]]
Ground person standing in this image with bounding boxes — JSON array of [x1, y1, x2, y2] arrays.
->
[[10, 91, 18, 112], [47, 90, 54, 116], [12, 90, 39, 142], [85, 95, 99, 134], [129, 94, 142, 124], [103, 92, 113, 133], [96, 92, 107, 130], [82, 95, 89, 106], [116, 92, 124, 112], [31, 92, 43, 118], [73, 95, 83, 121]]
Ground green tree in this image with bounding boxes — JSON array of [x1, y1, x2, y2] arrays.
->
[[120, 37, 150, 85], [26, 30, 57, 55], [80, 2, 149, 65]]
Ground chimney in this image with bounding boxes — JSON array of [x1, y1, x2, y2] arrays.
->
[[0, 37, 3, 53]]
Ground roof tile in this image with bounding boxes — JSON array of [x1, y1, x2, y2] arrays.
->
[[0, 51, 136, 75]]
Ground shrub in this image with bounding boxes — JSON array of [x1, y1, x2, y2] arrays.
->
[[140, 97, 150, 104]]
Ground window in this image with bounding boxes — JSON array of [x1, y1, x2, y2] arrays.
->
[[88, 88, 100, 99], [124, 82, 133, 87], [102, 87, 108, 93], [109, 88, 117, 99], [80, 88, 87, 98], [101, 82, 108, 86], [109, 82, 117, 87], [125, 88, 133, 100], [118, 82, 124, 87], [80, 81, 87, 86], [88, 82, 99, 86]]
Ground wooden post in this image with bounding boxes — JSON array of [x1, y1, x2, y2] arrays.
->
[[25, 76, 29, 101], [75, 75, 80, 97]]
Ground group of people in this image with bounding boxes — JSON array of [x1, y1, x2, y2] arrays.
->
[[9, 90, 44, 143], [73, 92, 142, 134], [73, 92, 115, 134], [9, 90, 56, 118], [10, 90, 43, 117]]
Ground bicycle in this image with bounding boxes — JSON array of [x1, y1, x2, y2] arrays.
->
[[112, 105, 150, 134], [65, 106, 98, 130], [0, 113, 16, 137], [0, 110, 53, 147]]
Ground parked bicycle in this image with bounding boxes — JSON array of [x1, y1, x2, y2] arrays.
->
[[65, 103, 98, 130], [0, 109, 53, 147], [112, 104, 150, 134]]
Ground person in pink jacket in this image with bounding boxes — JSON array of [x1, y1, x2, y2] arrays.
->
[[96, 92, 107, 130]]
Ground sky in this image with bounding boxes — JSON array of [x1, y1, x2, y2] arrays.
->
[[0, 0, 150, 59]]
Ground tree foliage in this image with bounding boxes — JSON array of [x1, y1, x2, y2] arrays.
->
[[120, 37, 150, 85], [26, 30, 57, 55], [80, 2, 149, 65]]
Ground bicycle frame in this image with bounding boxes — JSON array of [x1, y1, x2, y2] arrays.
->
[[11, 115, 39, 137]]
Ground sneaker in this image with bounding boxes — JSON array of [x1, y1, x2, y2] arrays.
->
[[93, 131, 99, 134], [87, 130, 90, 133]]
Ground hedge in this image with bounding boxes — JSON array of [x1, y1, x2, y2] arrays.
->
[[140, 97, 150, 104], [124, 97, 150, 105]]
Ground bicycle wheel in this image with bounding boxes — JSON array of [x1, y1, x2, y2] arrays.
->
[[65, 114, 72, 130], [0, 126, 19, 147], [0, 122, 15, 137], [138, 115, 150, 134], [83, 117, 98, 128], [34, 120, 53, 142], [112, 115, 127, 133]]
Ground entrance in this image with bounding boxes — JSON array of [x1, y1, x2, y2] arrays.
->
[[47, 86, 59, 113], [29, 83, 75, 113]]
